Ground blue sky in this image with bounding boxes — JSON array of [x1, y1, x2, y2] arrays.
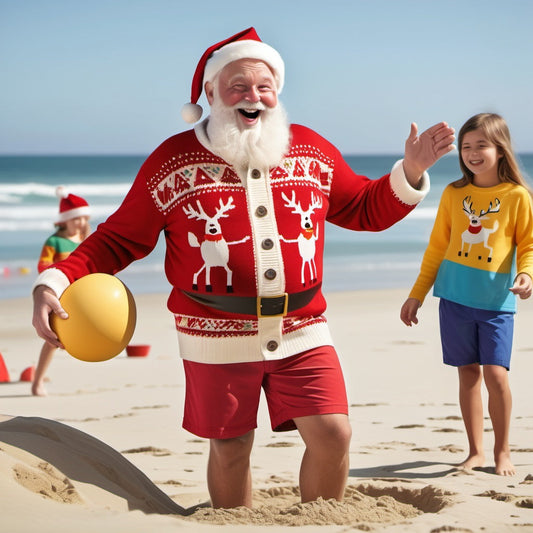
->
[[2, 0, 532, 155]]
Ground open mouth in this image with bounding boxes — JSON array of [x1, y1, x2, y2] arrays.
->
[[238, 109, 261, 120]]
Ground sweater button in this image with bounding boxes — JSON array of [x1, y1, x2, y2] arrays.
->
[[262, 238, 274, 250], [255, 205, 267, 217], [264, 269, 277, 280], [266, 340, 278, 352], [251, 169, 261, 179]]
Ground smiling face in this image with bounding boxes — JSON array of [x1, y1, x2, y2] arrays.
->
[[205, 58, 278, 129], [66, 216, 88, 232], [460, 129, 502, 186], [204, 57, 289, 171]]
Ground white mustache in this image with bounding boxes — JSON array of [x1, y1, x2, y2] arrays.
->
[[232, 101, 267, 112]]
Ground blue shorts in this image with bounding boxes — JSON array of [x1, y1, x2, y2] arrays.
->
[[439, 298, 514, 370]]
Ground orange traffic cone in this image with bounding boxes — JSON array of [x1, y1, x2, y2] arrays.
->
[[0, 353, 10, 383], [20, 366, 35, 382]]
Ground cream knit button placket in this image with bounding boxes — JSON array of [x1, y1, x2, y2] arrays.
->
[[245, 166, 285, 359]]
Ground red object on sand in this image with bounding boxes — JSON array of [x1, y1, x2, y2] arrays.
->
[[0, 353, 10, 382], [20, 366, 35, 382], [126, 344, 151, 357]]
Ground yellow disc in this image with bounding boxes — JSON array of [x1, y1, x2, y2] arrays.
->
[[51, 273, 137, 362]]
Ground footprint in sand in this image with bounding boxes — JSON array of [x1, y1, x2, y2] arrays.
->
[[13, 462, 84, 504], [57, 417, 99, 423], [439, 444, 464, 454], [156, 479, 184, 486], [475, 490, 533, 508], [265, 441, 297, 448], [516, 498, 533, 508], [121, 446, 173, 457]]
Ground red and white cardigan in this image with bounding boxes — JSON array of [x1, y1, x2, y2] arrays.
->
[[36, 122, 428, 363]]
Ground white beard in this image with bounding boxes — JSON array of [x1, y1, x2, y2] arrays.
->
[[206, 97, 291, 172]]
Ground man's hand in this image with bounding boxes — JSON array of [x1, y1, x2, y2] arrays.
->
[[32, 285, 68, 347], [400, 297, 422, 327], [509, 273, 533, 300], [403, 122, 456, 188]]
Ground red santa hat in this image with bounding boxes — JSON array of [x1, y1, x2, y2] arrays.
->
[[55, 186, 90, 223], [181, 27, 285, 124]]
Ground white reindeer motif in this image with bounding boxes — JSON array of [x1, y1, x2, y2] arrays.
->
[[459, 196, 500, 262], [280, 190, 323, 286], [183, 196, 249, 292]]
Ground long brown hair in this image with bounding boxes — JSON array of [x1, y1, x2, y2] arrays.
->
[[454, 113, 531, 193]]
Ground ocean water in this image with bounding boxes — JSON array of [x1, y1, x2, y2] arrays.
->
[[1, 153, 532, 300]]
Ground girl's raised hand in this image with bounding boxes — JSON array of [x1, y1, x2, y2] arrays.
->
[[403, 122, 455, 187]]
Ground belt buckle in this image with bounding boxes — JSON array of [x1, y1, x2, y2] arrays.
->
[[257, 293, 288, 318]]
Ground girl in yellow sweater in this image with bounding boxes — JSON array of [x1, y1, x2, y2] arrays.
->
[[401, 113, 533, 476]]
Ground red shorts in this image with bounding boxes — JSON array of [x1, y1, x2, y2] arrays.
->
[[182, 345, 348, 439]]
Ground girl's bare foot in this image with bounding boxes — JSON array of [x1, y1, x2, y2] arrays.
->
[[457, 453, 485, 470], [31, 382, 48, 397], [495, 451, 515, 476]]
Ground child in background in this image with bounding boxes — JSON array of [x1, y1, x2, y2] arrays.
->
[[33, 187, 91, 396], [400, 113, 533, 476]]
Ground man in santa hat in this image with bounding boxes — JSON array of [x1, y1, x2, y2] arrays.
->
[[32, 28, 455, 508]]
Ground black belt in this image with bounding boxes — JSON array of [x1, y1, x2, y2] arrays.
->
[[183, 284, 321, 317]]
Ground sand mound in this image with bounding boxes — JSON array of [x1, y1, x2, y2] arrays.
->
[[0, 415, 188, 515], [187, 489, 418, 526], [0, 415, 458, 527], [186, 483, 456, 526]]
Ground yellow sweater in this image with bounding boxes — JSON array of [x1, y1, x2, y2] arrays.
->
[[409, 182, 533, 312]]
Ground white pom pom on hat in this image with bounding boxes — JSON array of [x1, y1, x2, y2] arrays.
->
[[181, 27, 285, 124], [56, 185, 69, 199], [55, 186, 91, 223], [181, 102, 204, 124]]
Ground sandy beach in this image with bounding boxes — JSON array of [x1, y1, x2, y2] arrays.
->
[[1, 288, 532, 532]]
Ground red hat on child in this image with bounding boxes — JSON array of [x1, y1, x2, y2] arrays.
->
[[56, 186, 90, 223], [181, 27, 285, 124]]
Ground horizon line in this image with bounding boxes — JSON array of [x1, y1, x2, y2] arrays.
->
[[0, 151, 532, 158]]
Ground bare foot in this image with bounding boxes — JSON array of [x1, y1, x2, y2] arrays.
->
[[457, 453, 485, 470], [31, 382, 48, 397], [495, 451, 515, 476]]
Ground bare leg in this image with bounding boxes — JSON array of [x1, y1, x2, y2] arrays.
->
[[294, 413, 352, 502], [483, 365, 515, 476], [32, 341, 56, 396], [207, 430, 254, 508], [457, 364, 485, 469]]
